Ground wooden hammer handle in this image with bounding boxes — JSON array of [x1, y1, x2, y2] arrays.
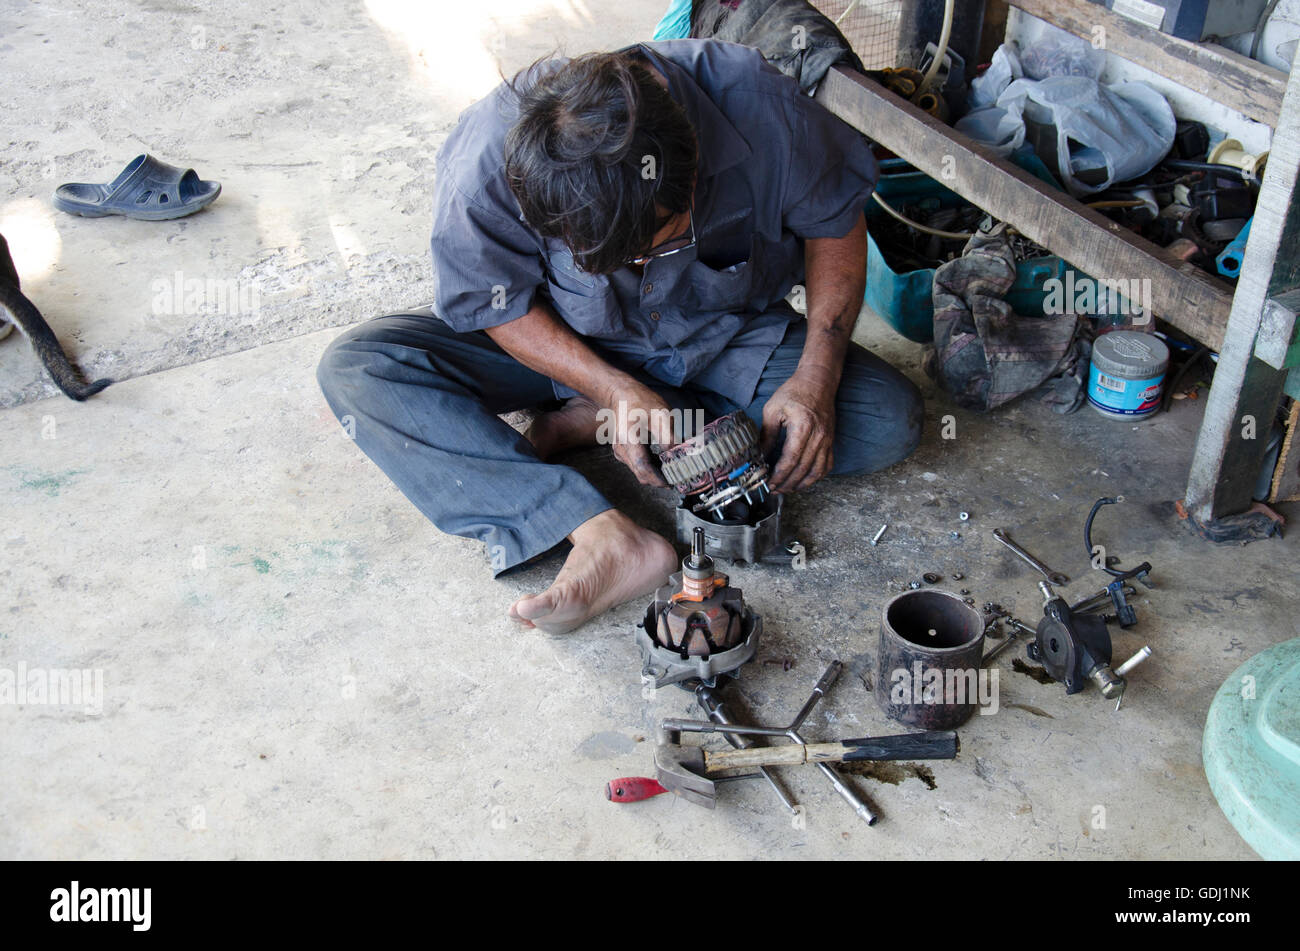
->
[[702, 731, 959, 771]]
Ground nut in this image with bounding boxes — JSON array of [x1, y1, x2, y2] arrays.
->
[[951, 572, 964, 581], [922, 572, 941, 584], [958, 512, 970, 521]]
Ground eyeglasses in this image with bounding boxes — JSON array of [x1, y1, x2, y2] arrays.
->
[[627, 204, 695, 267]]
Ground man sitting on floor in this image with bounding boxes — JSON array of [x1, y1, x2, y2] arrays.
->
[[317, 40, 922, 634]]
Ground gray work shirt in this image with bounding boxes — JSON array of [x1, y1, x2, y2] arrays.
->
[[430, 39, 878, 406]]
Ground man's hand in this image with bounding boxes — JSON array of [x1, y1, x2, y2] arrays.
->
[[600, 379, 677, 487], [761, 364, 839, 493], [762, 211, 867, 494]]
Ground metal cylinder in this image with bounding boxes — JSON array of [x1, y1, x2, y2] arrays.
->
[[1115, 645, 1153, 677], [877, 589, 987, 729]]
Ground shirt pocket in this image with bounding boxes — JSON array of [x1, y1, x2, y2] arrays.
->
[[688, 235, 763, 313], [543, 246, 624, 337]]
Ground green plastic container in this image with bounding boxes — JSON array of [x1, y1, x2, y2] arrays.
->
[[1204, 638, 1300, 860], [864, 152, 1073, 343]]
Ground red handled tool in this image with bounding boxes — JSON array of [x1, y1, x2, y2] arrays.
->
[[606, 777, 669, 802]]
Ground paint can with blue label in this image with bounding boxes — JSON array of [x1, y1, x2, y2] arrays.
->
[[1087, 331, 1169, 420]]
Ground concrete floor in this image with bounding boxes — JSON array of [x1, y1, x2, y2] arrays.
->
[[1, 0, 1292, 860]]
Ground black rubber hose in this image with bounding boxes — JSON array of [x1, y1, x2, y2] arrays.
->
[[1084, 497, 1126, 578], [1162, 345, 1211, 413], [1252, 0, 1282, 60], [1161, 160, 1256, 180]]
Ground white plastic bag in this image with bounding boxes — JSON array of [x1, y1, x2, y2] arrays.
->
[[1015, 17, 1105, 80], [954, 105, 1025, 155], [995, 76, 1175, 195], [968, 44, 1022, 109]]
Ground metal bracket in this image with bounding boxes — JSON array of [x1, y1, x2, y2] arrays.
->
[[1256, 289, 1300, 369], [674, 494, 784, 564], [635, 613, 762, 690]]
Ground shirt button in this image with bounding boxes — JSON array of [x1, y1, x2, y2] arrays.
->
[[644, 283, 654, 294], [650, 311, 661, 320]]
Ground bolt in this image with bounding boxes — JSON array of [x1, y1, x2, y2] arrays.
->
[[871, 523, 888, 546], [764, 656, 795, 671]]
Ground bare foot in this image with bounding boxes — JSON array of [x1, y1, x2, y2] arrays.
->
[[525, 395, 602, 460], [508, 510, 676, 634]]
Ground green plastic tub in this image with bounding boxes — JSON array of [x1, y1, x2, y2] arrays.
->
[[864, 152, 1074, 343]]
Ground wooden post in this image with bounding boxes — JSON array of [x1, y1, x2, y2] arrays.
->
[[1184, 60, 1300, 523]]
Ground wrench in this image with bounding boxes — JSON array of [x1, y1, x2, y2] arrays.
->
[[992, 528, 1069, 586]]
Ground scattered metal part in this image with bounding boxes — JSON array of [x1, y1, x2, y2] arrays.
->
[[658, 412, 770, 519], [677, 494, 783, 565], [992, 527, 1070, 587], [636, 528, 760, 688], [662, 413, 785, 564], [1071, 585, 1136, 615], [1082, 497, 1155, 629], [922, 572, 941, 584], [787, 726, 877, 825], [1115, 645, 1153, 677], [1008, 229, 1051, 262], [878, 589, 987, 729], [982, 622, 1025, 665], [1026, 580, 1127, 700], [785, 539, 803, 556], [983, 603, 1011, 630], [871, 523, 888, 546], [1006, 618, 1037, 638], [1110, 645, 1154, 711]]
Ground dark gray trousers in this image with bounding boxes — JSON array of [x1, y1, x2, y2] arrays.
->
[[317, 307, 922, 573]]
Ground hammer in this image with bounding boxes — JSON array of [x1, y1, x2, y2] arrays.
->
[[652, 729, 959, 808]]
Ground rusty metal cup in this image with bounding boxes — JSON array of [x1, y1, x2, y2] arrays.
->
[[877, 589, 986, 729]]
